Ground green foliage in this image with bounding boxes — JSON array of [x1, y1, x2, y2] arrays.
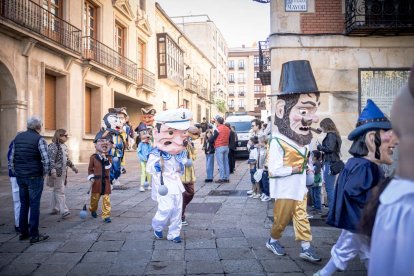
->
[[215, 99, 227, 113]]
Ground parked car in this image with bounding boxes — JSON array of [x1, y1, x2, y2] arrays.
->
[[225, 115, 255, 158]]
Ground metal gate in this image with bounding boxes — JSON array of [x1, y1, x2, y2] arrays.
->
[[359, 68, 410, 116]]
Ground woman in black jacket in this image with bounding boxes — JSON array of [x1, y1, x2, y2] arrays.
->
[[317, 118, 342, 215]]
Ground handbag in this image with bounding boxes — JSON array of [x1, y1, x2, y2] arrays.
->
[[330, 160, 345, 175]]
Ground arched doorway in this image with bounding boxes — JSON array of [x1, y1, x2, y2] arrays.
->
[[0, 62, 19, 170]]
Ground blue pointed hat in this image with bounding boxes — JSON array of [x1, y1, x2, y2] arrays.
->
[[348, 99, 391, 140]]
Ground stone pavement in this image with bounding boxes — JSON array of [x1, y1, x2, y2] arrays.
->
[[0, 143, 366, 275]]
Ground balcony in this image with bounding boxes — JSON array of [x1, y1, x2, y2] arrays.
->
[[238, 92, 245, 97], [258, 40, 271, 85], [228, 92, 235, 97], [345, 0, 414, 35], [138, 68, 155, 92], [228, 65, 234, 70], [0, 0, 82, 54], [229, 79, 235, 83], [199, 86, 208, 100], [238, 65, 245, 70], [185, 78, 199, 94], [83, 36, 137, 82]]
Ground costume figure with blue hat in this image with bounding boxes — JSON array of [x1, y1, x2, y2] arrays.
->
[[136, 122, 153, 192], [315, 99, 395, 276], [266, 60, 322, 263], [146, 108, 191, 243]]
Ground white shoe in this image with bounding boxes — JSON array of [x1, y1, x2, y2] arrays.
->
[[252, 193, 261, 199], [147, 186, 152, 190], [139, 186, 145, 192], [260, 193, 265, 200], [113, 179, 121, 186], [247, 190, 254, 195], [248, 193, 256, 198], [261, 195, 271, 202]]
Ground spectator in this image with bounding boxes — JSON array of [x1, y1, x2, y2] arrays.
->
[[250, 119, 262, 139], [258, 135, 271, 202], [47, 129, 78, 218], [10, 116, 50, 243], [203, 129, 215, 182], [7, 139, 20, 233], [247, 136, 261, 198], [317, 118, 342, 217], [209, 116, 230, 183], [226, 123, 237, 174], [310, 150, 323, 215], [200, 117, 208, 145]]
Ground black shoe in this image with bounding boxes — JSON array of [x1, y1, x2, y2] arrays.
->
[[19, 234, 29, 240], [15, 226, 20, 233], [30, 234, 49, 244], [224, 179, 230, 183], [204, 179, 213, 183], [121, 168, 127, 174], [215, 179, 225, 183], [321, 212, 329, 218]]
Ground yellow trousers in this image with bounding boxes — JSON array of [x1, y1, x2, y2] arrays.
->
[[271, 195, 312, 241], [140, 161, 151, 187], [90, 193, 111, 219]]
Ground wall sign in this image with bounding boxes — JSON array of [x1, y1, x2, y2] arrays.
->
[[285, 0, 307, 12]]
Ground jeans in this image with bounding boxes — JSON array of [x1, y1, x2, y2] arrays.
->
[[250, 167, 257, 184], [323, 163, 336, 210], [17, 176, 44, 238], [206, 153, 214, 180], [311, 186, 322, 210], [215, 146, 230, 180], [260, 171, 270, 196]]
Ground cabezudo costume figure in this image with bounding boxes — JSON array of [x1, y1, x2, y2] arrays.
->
[[136, 122, 153, 192], [266, 60, 322, 263]]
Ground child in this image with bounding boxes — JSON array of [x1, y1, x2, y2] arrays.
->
[[310, 150, 323, 215], [259, 136, 271, 202], [203, 129, 215, 182], [247, 136, 261, 198], [136, 122, 153, 192], [87, 130, 113, 223]]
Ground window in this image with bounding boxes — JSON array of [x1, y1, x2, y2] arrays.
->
[[238, 86, 245, 94], [85, 86, 92, 133], [228, 73, 234, 83], [254, 56, 260, 67], [238, 73, 245, 83], [115, 22, 125, 56], [139, 0, 146, 12], [197, 104, 201, 123], [254, 85, 264, 93], [157, 33, 183, 86], [228, 60, 234, 69], [137, 39, 145, 68], [228, 86, 234, 95], [239, 99, 245, 108], [255, 98, 260, 107], [183, 99, 189, 109], [238, 59, 245, 69], [359, 68, 410, 116], [42, 0, 62, 34], [228, 99, 234, 108], [45, 74, 56, 130], [205, 108, 210, 121], [83, 1, 97, 38], [84, 85, 101, 135], [163, 101, 167, 111]]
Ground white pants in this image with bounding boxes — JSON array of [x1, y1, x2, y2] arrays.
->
[[50, 174, 69, 214], [10, 177, 20, 227], [331, 229, 370, 271], [152, 193, 183, 240]]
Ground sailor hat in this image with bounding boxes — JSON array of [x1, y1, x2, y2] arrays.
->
[[155, 108, 193, 130]]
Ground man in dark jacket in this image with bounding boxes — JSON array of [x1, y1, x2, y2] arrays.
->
[[226, 123, 237, 174], [10, 116, 50, 243]]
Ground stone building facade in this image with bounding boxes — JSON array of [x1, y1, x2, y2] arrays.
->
[[260, 0, 414, 153], [0, 0, 218, 169]]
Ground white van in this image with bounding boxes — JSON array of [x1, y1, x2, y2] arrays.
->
[[225, 115, 255, 157]]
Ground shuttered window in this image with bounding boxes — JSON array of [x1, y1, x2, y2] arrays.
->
[[45, 74, 56, 130], [85, 86, 92, 134]]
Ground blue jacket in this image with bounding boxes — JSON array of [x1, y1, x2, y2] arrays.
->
[[137, 142, 153, 162], [327, 157, 383, 232], [7, 140, 15, 177]]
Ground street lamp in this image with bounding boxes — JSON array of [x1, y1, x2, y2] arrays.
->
[[185, 65, 191, 79]]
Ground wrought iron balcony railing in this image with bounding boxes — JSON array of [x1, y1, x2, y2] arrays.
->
[[345, 0, 414, 35], [185, 78, 199, 94], [0, 0, 82, 53], [138, 68, 155, 91], [258, 40, 271, 85], [83, 36, 137, 82]]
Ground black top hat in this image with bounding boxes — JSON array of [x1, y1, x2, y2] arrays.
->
[[275, 60, 319, 95]]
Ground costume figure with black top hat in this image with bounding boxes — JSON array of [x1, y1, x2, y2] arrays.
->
[[117, 107, 129, 174], [87, 130, 113, 223], [136, 122, 153, 192], [181, 126, 200, 226], [146, 108, 191, 243], [266, 60, 322, 263], [102, 109, 125, 187], [367, 68, 414, 276], [314, 100, 395, 276]]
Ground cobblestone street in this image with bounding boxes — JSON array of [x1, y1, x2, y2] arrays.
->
[[0, 143, 365, 275]]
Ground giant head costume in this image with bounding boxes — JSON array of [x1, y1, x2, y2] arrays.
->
[[391, 65, 414, 180], [136, 122, 152, 144], [153, 108, 192, 155], [272, 60, 321, 146], [348, 99, 394, 165], [94, 129, 113, 154], [102, 109, 123, 134], [141, 108, 156, 127]]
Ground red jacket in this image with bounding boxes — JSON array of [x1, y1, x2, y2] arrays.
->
[[213, 125, 230, 148]]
